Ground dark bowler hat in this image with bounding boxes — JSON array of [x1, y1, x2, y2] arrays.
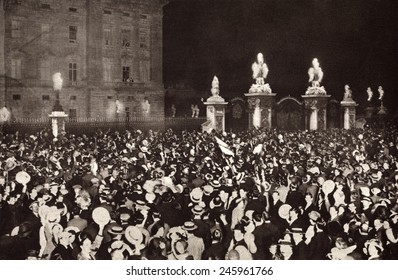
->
[[17, 221, 34, 238]]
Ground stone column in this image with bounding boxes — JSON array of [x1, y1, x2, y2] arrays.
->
[[341, 100, 358, 130], [309, 108, 318, 130], [302, 95, 330, 130], [245, 92, 277, 129], [202, 96, 228, 133]]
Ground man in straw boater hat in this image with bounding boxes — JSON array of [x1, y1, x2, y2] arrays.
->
[[182, 221, 205, 260], [191, 205, 212, 249]]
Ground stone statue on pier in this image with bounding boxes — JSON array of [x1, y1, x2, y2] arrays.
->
[[341, 84, 358, 130], [211, 76, 220, 96], [306, 58, 327, 95], [343, 85, 353, 101], [142, 97, 150, 115], [377, 86, 387, 115], [202, 76, 227, 133], [191, 104, 200, 118], [367, 87, 373, 102], [207, 76, 225, 103], [308, 58, 323, 87], [249, 53, 272, 94], [378, 86, 384, 101]]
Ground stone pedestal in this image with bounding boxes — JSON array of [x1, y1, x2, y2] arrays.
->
[[377, 102, 387, 129], [340, 100, 358, 130], [365, 106, 376, 119], [49, 111, 68, 139], [49, 89, 68, 139], [244, 92, 276, 129], [302, 95, 330, 130], [202, 95, 228, 133], [377, 102, 387, 116]]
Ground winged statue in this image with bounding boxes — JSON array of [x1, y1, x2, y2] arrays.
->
[[252, 53, 269, 85], [308, 58, 323, 87]]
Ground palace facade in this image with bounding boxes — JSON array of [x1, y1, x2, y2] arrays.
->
[[0, 0, 166, 120]]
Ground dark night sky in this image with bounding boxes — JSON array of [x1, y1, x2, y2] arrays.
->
[[163, 0, 398, 111]]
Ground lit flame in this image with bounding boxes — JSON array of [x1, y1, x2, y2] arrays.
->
[[52, 72, 63, 91]]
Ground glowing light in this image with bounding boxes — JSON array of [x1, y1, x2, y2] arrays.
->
[[52, 72, 63, 91]]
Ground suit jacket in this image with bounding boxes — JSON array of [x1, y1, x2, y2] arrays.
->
[[307, 231, 332, 260], [292, 241, 309, 260]]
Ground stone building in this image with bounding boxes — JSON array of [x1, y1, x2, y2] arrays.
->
[[0, 0, 166, 120]]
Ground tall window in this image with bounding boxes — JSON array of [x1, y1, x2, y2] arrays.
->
[[103, 58, 112, 82], [139, 61, 150, 82], [41, 24, 50, 42], [104, 28, 112, 46], [69, 109, 77, 120], [40, 60, 50, 81], [121, 29, 131, 47], [139, 30, 149, 49], [122, 66, 130, 82], [69, 62, 77, 82], [69, 26, 77, 43], [11, 59, 22, 79], [11, 20, 21, 38]]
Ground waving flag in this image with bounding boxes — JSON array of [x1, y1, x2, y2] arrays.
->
[[215, 136, 234, 156], [215, 136, 228, 148]]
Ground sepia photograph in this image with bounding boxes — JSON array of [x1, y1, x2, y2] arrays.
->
[[0, 0, 397, 269]]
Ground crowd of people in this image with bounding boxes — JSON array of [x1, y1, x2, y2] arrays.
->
[[0, 125, 398, 260]]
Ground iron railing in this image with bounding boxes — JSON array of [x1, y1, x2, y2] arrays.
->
[[1, 116, 208, 135]]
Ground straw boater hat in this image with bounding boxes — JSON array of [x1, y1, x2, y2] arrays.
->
[[182, 221, 197, 232], [4, 157, 18, 171], [108, 225, 125, 235], [191, 205, 205, 216], [278, 204, 292, 220], [190, 187, 203, 204]]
